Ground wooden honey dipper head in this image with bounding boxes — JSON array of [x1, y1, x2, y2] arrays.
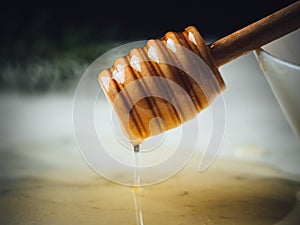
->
[[99, 26, 225, 144], [98, 1, 300, 144]]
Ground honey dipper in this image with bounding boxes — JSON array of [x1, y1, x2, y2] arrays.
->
[[98, 1, 300, 145]]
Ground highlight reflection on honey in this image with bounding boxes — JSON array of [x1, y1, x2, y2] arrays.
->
[[1, 150, 300, 225]]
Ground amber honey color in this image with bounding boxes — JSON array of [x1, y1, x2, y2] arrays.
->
[[1, 154, 300, 225]]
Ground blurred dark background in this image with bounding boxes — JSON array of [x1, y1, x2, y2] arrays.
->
[[0, 0, 297, 92]]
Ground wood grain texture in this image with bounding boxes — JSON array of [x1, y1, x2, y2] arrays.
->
[[98, 27, 225, 143], [209, 1, 300, 67]]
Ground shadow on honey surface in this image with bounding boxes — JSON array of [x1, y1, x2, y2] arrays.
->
[[1, 152, 300, 225]]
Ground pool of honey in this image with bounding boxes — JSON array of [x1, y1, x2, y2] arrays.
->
[[1, 153, 299, 225]]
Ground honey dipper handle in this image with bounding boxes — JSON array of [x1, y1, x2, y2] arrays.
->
[[208, 1, 300, 67]]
